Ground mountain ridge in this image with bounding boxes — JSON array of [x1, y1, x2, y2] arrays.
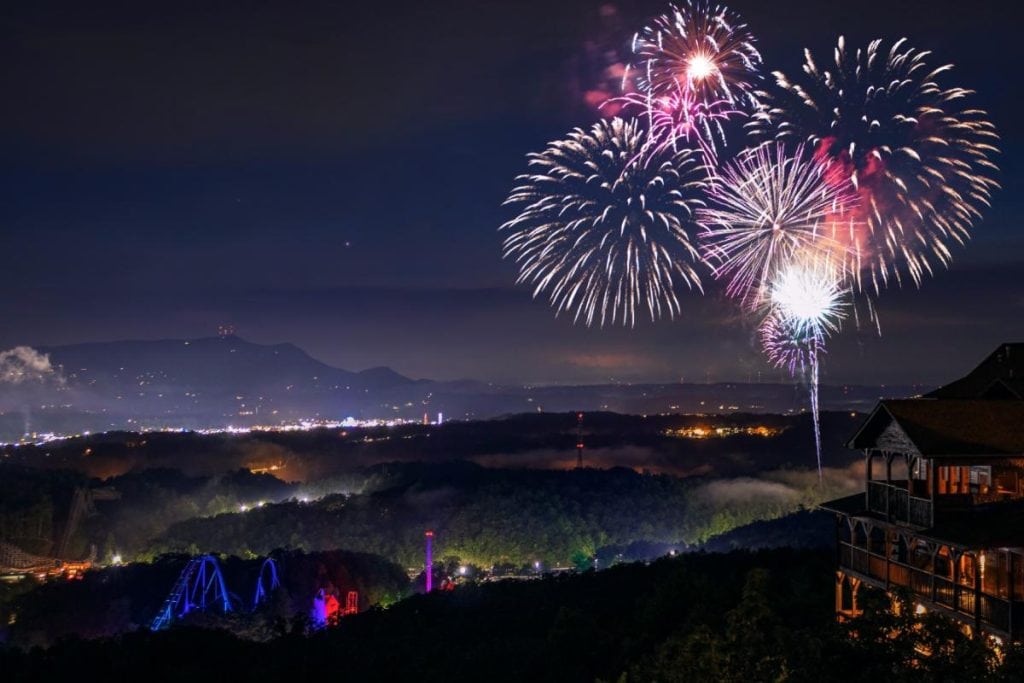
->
[[0, 335, 923, 441]]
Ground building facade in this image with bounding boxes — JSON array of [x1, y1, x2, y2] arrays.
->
[[823, 344, 1024, 641]]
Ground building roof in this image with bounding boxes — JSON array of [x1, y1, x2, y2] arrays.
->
[[848, 399, 1024, 457], [926, 343, 1024, 399]]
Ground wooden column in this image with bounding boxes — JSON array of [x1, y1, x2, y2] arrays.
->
[[953, 550, 962, 616], [929, 544, 938, 604], [1010, 553, 1016, 641], [974, 553, 982, 632], [929, 459, 937, 526], [885, 529, 891, 590], [865, 451, 873, 510]]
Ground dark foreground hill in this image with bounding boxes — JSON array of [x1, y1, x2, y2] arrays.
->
[[1, 548, 1014, 682], [2, 549, 409, 648]]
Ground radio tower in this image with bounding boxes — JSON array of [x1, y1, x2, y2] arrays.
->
[[425, 530, 434, 593], [576, 412, 584, 469]]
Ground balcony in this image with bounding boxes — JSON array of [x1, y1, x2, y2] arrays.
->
[[839, 542, 1022, 637], [867, 481, 933, 527]]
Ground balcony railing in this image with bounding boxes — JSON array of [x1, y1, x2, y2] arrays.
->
[[867, 481, 933, 527], [839, 542, 1018, 635]]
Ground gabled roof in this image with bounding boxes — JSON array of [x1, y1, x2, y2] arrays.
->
[[926, 343, 1024, 399], [848, 399, 1024, 457]]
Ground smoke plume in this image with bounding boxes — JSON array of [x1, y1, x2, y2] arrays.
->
[[0, 346, 61, 384]]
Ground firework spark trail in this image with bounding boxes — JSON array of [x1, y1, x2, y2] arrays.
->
[[500, 117, 709, 327], [748, 36, 1000, 291], [761, 311, 823, 480], [762, 257, 848, 480], [698, 142, 857, 308], [809, 341, 822, 482]]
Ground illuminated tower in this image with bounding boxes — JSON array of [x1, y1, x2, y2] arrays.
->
[[344, 590, 359, 615], [425, 530, 434, 593], [576, 412, 584, 469]]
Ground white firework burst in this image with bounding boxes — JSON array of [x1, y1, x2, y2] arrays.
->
[[697, 142, 857, 306], [500, 117, 709, 327]]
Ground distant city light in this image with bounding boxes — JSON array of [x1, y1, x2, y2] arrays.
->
[[111, 553, 123, 565], [1, 414, 433, 448]]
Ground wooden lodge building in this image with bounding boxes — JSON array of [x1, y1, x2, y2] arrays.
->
[[823, 343, 1024, 641]]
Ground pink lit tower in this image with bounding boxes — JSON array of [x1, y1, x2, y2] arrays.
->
[[424, 530, 434, 593]]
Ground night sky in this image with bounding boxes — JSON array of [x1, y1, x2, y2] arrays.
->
[[1, 0, 1020, 386]]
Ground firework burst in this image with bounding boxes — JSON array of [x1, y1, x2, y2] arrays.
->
[[697, 142, 857, 306], [769, 255, 848, 341], [611, 88, 742, 164], [630, 1, 762, 108], [759, 311, 813, 375], [624, 1, 762, 160], [748, 36, 1000, 290], [501, 117, 709, 327]]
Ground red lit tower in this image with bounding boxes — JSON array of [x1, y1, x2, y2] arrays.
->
[[344, 590, 358, 615], [576, 412, 584, 469]]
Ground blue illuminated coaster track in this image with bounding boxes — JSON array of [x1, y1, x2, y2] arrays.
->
[[252, 557, 281, 610], [150, 555, 232, 631]]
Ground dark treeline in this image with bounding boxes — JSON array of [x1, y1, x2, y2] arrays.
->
[[150, 461, 851, 567], [2, 549, 1018, 682], [0, 464, 297, 561], [2, 411, 863, 480], [1, 458, 853, 569]]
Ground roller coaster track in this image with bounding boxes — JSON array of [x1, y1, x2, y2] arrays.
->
[[0, 541, 59, 573], [252, 558, 280, 610], [150, 555, 232, 631]]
